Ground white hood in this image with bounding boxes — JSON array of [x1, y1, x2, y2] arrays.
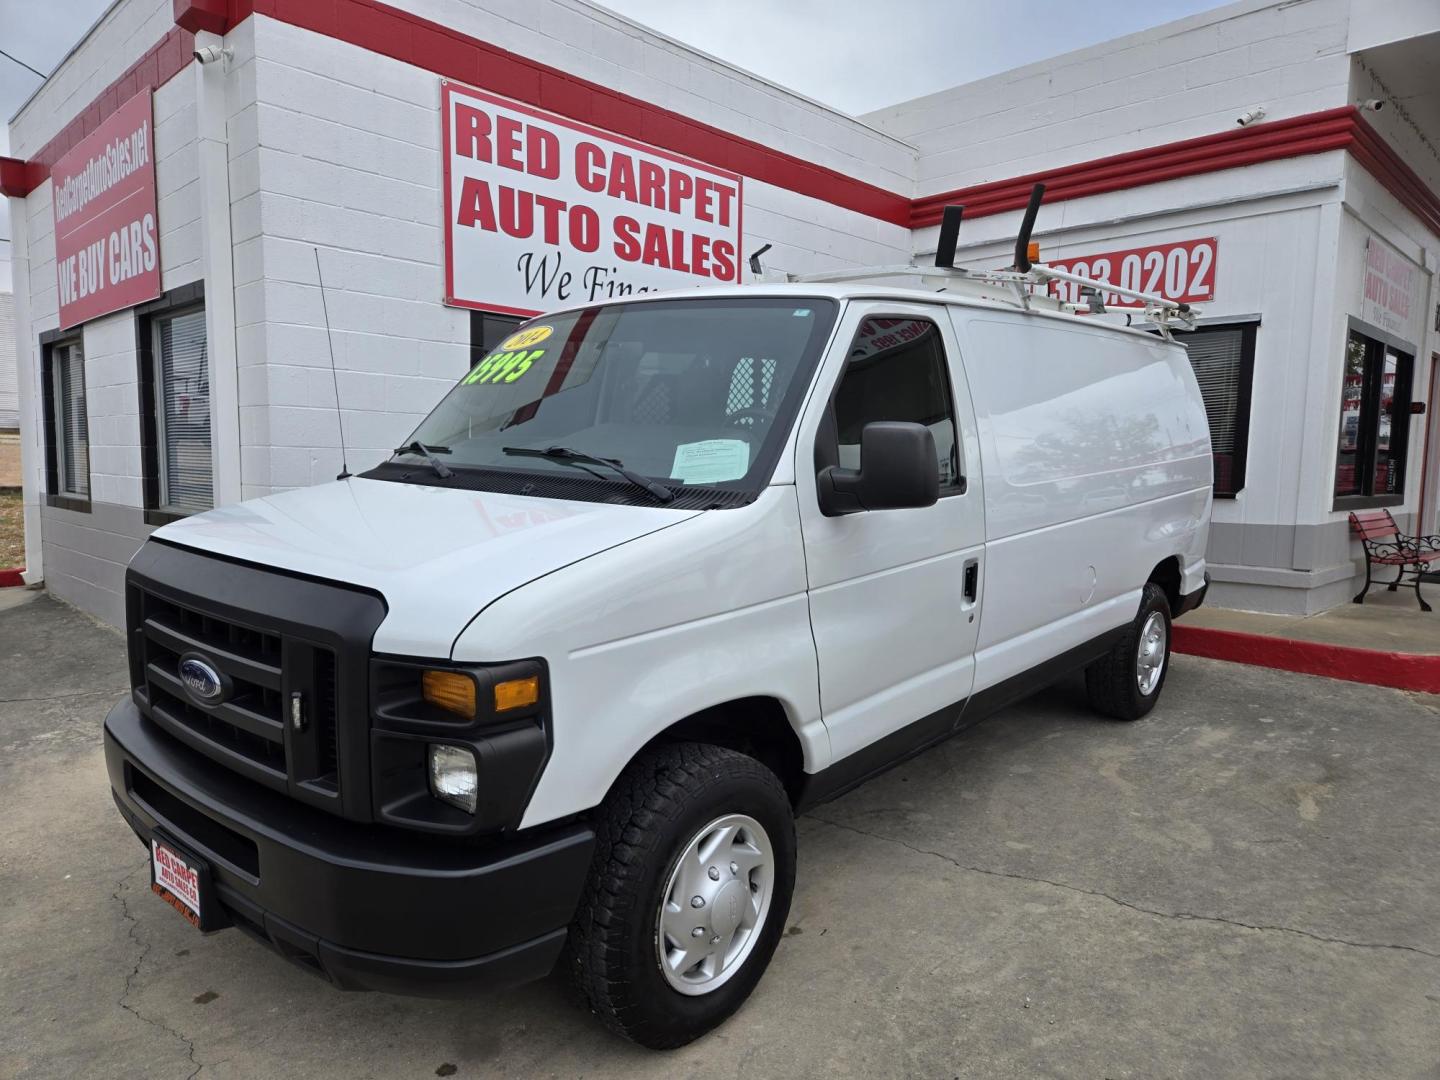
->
[[152, 478, 699, 656]]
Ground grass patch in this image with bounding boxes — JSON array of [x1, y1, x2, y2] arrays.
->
[[0, 492, 24, 569]]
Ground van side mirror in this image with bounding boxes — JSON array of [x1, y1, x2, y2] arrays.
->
[[817, 421, 940, 516]]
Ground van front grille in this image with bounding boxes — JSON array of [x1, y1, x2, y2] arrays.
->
[[129, 585, 340, 802], [125, 541, 388, 823]]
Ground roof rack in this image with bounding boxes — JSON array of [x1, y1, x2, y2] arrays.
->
[[782, 183, 1200, 340]]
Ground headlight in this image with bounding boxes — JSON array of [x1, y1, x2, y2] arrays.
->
[[371, 657, 549, 833], [427, 744, 478, 813]]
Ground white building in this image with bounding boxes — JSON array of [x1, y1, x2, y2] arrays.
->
[[2, 0, 1437, 624]]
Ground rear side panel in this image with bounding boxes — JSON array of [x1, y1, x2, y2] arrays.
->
[[950, 310, 1211, 693]]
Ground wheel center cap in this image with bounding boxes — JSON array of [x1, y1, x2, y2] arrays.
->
[[710, 879, 746, 938]]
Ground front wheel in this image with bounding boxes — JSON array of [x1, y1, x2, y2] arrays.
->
[[1085, 582, 1172, 721], [569, 742, 796, 1048]]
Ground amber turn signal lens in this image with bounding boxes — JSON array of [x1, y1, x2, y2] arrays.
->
[[422, 670, 476, 718], [1026, 241, 1040, 263], [494, 675, 540, 712]]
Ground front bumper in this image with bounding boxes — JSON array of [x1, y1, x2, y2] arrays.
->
[[104, 697, 595, 996]]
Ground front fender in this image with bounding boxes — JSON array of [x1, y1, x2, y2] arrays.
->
[[451, 487, 825, 827]]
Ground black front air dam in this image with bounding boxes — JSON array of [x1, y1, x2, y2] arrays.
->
[[104, 697, 594, 996]]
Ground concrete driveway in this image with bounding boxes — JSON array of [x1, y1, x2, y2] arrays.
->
[[2, 591, 1438, 1079]]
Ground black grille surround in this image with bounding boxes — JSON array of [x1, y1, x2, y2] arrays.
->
[[126, 540, 387, 821]]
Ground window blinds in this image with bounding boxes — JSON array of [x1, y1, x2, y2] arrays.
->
[[156, 309, 212, 512], [53, 341, 89, 497], [1181, 328, 1243, 456]]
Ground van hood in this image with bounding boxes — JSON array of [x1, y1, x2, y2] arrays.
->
[[151, 477, 699, 656]]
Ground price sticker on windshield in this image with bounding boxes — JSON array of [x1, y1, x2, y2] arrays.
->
[[464, 325, 554, 385]]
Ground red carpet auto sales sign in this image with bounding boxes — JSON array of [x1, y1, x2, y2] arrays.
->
[[52, 91, 161, 329], [442, 82, 743, 316]]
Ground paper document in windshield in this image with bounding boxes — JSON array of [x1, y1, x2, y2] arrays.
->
[[671, 440, 750, 485]]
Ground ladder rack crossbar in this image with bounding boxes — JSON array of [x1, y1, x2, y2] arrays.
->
[[785, 261, 1197, 334], [1027, 264, 1188, 312]]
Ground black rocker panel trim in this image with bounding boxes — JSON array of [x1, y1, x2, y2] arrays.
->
[[793, 699, 960, 811], [959, 625, 1127, 722], [794, 625, 1128, 812]]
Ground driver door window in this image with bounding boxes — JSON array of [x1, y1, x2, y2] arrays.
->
[[831, 317, 962, 489]]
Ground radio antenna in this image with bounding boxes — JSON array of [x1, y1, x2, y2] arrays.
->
[[313, 247, 350, 480]]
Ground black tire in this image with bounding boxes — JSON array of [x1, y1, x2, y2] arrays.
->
[[569, 742, 796, 1048], [1085, 582, 1172, 721]]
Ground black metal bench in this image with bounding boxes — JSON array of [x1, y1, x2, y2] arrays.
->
[[1350, 509, 1440, 612]]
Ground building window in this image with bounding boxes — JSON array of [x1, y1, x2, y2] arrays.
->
[[1178, 322, 1255, 498], [1334, 323, 1413, 507], [829, 317, 963, 490], [42, 336, 90, 508], [138, 285, 211, 522], [471, 311, 523, 369]]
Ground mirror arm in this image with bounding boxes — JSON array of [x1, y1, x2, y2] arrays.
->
[[817, 466, 866, 516]]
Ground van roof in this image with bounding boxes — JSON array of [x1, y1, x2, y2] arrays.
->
[[533, 280, 1188, 347]]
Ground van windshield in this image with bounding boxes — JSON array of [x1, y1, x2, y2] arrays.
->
[[389, 297, 837, 502]]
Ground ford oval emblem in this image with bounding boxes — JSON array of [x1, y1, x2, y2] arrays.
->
[[178, 655, 227, 706]]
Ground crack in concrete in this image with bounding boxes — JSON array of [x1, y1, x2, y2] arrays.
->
[[111, 861, 210, 1080], [810, 814, 1440, 962]]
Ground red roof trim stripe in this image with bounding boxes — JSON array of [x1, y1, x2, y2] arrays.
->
[[912, 107, 1357, 223], [247, 0, 912, 224], [1349, 113, 1440, 237], [0, 156, 46, 198], [912, 107, 1440, 238]]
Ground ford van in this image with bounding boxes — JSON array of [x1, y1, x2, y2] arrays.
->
[[105, 279, 1211, 1047]]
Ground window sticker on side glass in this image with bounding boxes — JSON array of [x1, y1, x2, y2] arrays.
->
[[463, 325, 555, 386], [671, 439, 750, 485]]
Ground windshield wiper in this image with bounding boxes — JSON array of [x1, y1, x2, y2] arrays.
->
[[502, 446, 674, 504], [392, 440, 454, 479]]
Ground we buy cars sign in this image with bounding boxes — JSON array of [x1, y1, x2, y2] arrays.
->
[[52, 91, 161, 329], [442, 82, 742, 316], [1045, 238, 1217, 309]]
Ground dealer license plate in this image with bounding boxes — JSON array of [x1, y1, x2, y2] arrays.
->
[[150, 836, 216, 931]]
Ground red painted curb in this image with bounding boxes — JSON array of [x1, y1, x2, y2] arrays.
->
[[1172, 624, 1440, 695], [0, 568, 25, 588]]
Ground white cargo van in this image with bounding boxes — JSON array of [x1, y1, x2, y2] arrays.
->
[[105, 264, 1211, 1047]]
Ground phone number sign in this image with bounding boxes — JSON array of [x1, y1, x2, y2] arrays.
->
[[1047, 237, 1217, 309]]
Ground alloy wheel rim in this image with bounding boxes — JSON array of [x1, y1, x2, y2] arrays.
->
[[655, 813, 774, 996], [1136, 611, 1167, 696]]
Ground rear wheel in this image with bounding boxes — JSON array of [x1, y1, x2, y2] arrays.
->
[[569, 742, 796, 1048], [1085, 582, 1172, 721]]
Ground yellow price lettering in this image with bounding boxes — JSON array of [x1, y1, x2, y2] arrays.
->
[[464, 349, 543, 385]]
